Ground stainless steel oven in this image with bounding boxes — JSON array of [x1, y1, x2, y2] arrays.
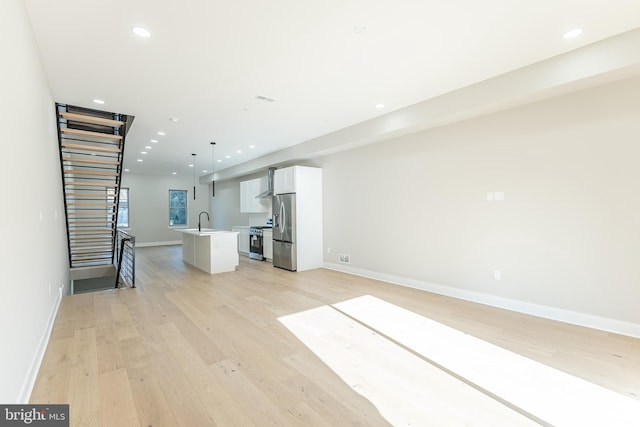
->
[[249, 226, 270, 260]]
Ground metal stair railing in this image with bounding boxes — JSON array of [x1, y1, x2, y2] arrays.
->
[[115, 229, 135, 288]]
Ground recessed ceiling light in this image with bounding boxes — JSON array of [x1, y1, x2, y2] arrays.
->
[[217, 159, 222, 163], [124, 168, 130, 172], [202, 170, 208, 173], [563, 28, 583, 39], [376, 103, 385, 109], [225, 155, 231, 159], [140, 151, 147, 154], [132, 27, 151, 38], [249, 145, 255, 149], [157, 131, 165, 136], [136, 159, 143, 162], [172, 172, 177, 175], [93, 99, 105, 105], [236, 150, 242, 154], [169, 117, 179, 122], [188, 164, 194, 167], [150, 139, 158, 143], [145, 146, 152, 149]]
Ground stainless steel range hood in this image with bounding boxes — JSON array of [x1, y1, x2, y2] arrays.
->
[[255, 167, 276, 199]]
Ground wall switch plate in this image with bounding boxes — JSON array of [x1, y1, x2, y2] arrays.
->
[[486, 192, 494, 201], [494, 270, 502, 280]]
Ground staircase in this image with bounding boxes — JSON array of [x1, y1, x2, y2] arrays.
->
[[56, 103, 134, 280]]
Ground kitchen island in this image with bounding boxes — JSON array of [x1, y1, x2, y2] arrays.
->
[[179, 229, 239, 274]]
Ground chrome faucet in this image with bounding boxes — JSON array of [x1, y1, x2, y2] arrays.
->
[[198, 211, 210, 232]]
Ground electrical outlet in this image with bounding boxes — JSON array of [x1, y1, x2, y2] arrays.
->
[[339, 254, 351, 264]]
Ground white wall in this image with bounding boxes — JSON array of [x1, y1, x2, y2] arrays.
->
[[0, 0, 69, 403], [318, 75, 640, 329], [210, 75, 640, 333], [209, 179, 248, 230], [120, 173, 211, 245]]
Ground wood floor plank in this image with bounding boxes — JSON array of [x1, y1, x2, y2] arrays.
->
[[283, 352, 391, 426], [98, 368, 139, 427], [30, 246, 640, 425], [29, 336, 73, 404], [67, 327, 100, 426], [127, 371, 179, 427], [158, 322, 256, 426]]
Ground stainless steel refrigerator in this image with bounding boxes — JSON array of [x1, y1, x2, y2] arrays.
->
[[273, 193, 297, 271]]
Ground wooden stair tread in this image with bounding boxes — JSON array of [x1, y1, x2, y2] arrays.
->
[[71, 247, 111, 255], [65, 192, 114, 197], [68, 230, 114, 234], [69, 216, 113, 219], [68, 219, 115, 225], [64, 170, 119, 177], [63, 157, 120, 166], [60, 111, 124, 127], [61, 142, 121, 153], [60, 127, 123, 140], [67, 202, 116, 207], [65, 181, 118, 187], [72, 256, 112, 260]]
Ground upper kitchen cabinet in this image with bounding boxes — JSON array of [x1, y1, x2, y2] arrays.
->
[[274, 166, 298, 194], [240, 177, 271, 213]]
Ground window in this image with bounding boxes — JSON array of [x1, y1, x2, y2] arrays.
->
[[107, 187, 129, 228], [117, 188, 129, 228], [169, 189, 188, 226]]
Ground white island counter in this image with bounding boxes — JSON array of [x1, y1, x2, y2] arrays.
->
[[179, 229, 239, 274]]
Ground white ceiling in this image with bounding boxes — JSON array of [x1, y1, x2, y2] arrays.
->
[[24, 0, 640, 178]]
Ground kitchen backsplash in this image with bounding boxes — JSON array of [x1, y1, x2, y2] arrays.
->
[[248, 212, 271, 226]]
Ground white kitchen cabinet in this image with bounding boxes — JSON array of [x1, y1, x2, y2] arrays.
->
[[240, 181, 250, 213], [263, 229, 273, 261], [231, 226, 250, 255], [274, 167, 297, 194], [240, 177, 271, 213], [179, 230, 239, 274]]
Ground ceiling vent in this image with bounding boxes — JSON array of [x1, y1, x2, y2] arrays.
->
[[256, 95, 276, 103]]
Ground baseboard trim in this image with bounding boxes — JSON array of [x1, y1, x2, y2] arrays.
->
[[17, 288, 62, 403], [136, 240, 181, 248], [323, 263, 640, 339]]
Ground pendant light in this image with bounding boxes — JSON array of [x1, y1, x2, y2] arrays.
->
[[210, 141, 216, 197], [191, 153, 197, 200]]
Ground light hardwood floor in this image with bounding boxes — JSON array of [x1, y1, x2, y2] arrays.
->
[[31, 245, 640, 426]]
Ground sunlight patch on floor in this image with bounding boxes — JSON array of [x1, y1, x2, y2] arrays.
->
[[279, 304, 540, 426], [279, 295, 640, 426]]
